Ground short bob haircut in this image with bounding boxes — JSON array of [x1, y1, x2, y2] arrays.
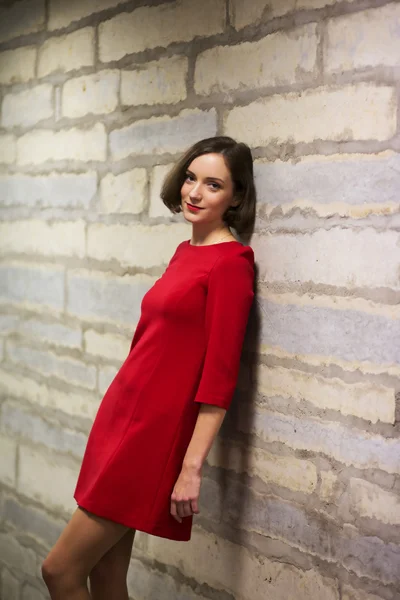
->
[[161, 136, 256, 236]]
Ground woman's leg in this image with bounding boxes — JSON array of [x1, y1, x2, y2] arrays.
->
[[42, 506, 129, 600], [89, 529, 135, 600]]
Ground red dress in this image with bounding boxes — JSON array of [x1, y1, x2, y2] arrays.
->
[[74, 240, 255, 541]]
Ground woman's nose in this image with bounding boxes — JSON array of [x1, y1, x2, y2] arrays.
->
[[189, 183, 202, 199]]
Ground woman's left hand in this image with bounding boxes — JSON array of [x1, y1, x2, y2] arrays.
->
[[170, 466, 201, 523]]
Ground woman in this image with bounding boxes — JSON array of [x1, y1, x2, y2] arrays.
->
[[42, 136, 256, 600]]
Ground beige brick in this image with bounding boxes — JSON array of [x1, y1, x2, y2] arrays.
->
[[2, 85, 53, 129], [230, 0, 295, 29], [38, 27, 94, 77], [326, 4, 400, 74], [0, 369, 99, 420], [0, 220, 85, 258], [100, 169, 147, 214], [18, 445, 78, 513], [230, 0, 358, 29], [224, 84, 397, 144], [87, 223, 190, 268], [342, 585, 385, 600], [0, 0, 45, 43], [149, 164, 175, 219], [98, 365, 119, 395], [84, 329, 130, 362], [348, 478, 400, 525], [0, 46, 36, 85], [62, 70, 119, 118], [110, 108, 217, 160], [99, 0, 225, 62], [320, 471, 337, 502], [17, 123, 106, 165], [253, 229, 400, 293], [256, 364, 395, 424], [0, 436, 17, 487], [49, 0, 125, 30], [207, 440, 317, 494], [0, 135, 16, 164], [143, 527, 339, 600], [195, 23, 317, 95], [121, 56, 188, 106]]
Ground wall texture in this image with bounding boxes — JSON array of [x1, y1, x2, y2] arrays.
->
[[0, 0, 399, 599]]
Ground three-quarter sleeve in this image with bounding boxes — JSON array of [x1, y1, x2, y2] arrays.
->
[[193, 247, 255, 410]]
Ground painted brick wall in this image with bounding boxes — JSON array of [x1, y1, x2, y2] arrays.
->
[[0, 1, 399, 599]]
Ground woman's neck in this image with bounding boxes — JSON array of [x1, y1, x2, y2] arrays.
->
[[190, 226, 235, 247]]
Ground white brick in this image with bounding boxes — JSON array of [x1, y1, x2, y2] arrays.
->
[[348, 478, 400, 525], [0, 262, 64, 312], [254, 152, 400, 217], [99, 0, 225, 62], [320, 471, 337, 502], [0, 135, 16, 164], [7, 342, 97, 390], [342, 585, 385, 600], [0, 220, 85, 258], [0, 0, 45, 43], [49, 0, 126, 30], [143, 527, 339, 600], [0, 369, 99, 419], [18, 445, 78, 513], [0, 172, 97, 209], [207, 440, 317, 494], [230, 0, 358, 29], [149, 164, 175, 219], [110, 108, 217, 160], [38, 27, 94, 77], [17, 123, 106, 165], [18, 319, 82, 349], [67, 269, 154, 326], [84, 329, 130, 362], [245, 408, 400, 474], [2, 85, 53, 128], [0, 534, 36, 576], [87, 223, 190, 268], [225, 84, 397, 144], [100, 169, 147, 214], [326, 4, 400, 73], [121, 56, 188, 106], [0, 46, 36, 85], [62, 70, 119, 118], [195, 23, 317, 95], [256, 364, 395, 424], [0, 436, 17, 487], [253, 229, 400, 292]]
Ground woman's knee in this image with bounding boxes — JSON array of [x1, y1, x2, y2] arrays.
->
[[41, 553, 84, 593]]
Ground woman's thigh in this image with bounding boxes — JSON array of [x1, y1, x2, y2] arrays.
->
[[89, 529, 135, 598], [43, 506, 130, 583]]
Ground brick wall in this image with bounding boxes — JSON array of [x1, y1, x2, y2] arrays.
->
[[0, 0, 399, 599]]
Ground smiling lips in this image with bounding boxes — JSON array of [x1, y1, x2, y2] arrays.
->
[[186, 202, 204, 212]]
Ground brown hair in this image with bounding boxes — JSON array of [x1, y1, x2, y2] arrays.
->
[[161, 136, 256, 235]]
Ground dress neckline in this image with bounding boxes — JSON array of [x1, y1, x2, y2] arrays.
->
[[186, 240, 242, 248]]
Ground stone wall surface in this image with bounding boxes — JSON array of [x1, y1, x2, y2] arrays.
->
[[0, 0, 399, 599]]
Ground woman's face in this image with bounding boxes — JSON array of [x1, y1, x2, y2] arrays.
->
[[180, 153, 235, 226]]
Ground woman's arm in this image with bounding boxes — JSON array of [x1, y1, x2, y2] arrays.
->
[[170, 404, 226, 523]]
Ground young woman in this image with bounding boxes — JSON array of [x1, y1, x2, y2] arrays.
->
[[42, 136, 256, 600]]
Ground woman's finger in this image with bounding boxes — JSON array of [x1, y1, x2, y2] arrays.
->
[[190, 498, 200, 515], [170, 500, 182, 523]]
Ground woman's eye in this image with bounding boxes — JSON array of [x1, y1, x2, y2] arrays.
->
[[209, 182, 220, 190], [185, 173, 194, 182]]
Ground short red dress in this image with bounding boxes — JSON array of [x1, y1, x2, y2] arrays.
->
[[74, 240, 255, 541]]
